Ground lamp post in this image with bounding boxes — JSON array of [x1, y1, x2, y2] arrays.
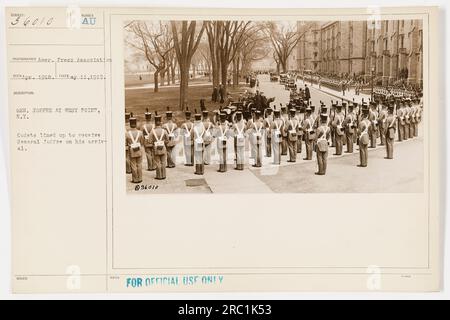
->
[[371, 66, 375, 101]]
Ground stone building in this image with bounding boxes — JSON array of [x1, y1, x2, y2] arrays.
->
[[296, 19, 423, 86]]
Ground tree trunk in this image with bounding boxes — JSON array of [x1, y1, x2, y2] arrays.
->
[[153, 71, 159, 92], [179, 64, 190, 110], [160, 71, 165, 87], [221, 60, 228, 97], [171, 65, 176, 84]]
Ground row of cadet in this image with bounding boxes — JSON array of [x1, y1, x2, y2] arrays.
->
[[125, 96, 423, 182]]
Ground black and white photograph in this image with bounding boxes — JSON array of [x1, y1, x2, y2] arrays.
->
[[124, 19, 424, 194]]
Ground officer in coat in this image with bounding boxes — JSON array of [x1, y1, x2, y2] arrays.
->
[[280, 105, 289, 156]]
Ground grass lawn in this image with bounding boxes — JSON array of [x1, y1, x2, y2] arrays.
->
[[125, 83, 251, 125]]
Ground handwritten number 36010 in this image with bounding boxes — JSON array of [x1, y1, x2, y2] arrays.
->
[[10, 16, 54, 27]]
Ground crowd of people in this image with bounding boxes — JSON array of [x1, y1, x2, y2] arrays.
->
[[125, 86, 423, 183]]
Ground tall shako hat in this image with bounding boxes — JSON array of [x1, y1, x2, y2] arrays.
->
[[129, 115, 137, 127], [154, 115, 162, 125], [320, 114, 328, 122], [165, 106, 173, 119], [125, 111, 131, 122], [194, 113, 202, 121], [145, 108, 152, 121]]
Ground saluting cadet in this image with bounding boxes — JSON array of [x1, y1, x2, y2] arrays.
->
[[141, 109, 156, 171], [397, 101, 405, 141], [332, 104, 345, 156], [378, 102, 388, 146], [404, 99, 411, 140], [280, 105, 289, 156], [271, 109, 284, 165], [163, 111, 178, 168], [385, 103, 396, 159], [368, 101, 379, 148], [250, 110, 264, 167], [149, 115, 169, 180], [202, 111, 214, 165], [264, 108, 274, 157], [295, 105, 304, 154], [233, 111, 247, 170], [413, 97, 421, 137], [358, 106, 371, 167], [408, 99, 416, 138], [215, 113, 232, 173], [181, 111, 194, 166], [344, 103, 356, 153], [286, 108, 299, 162], [125, 112, 132, 174], [303, 107, 315, 161], [192, 113, 206, 175], [126, 116, 145, 183], [315, 114, 331, 175]]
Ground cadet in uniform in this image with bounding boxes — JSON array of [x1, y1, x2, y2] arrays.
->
[[303, 107, 315, 161], [295, 106, 304, 154], [358, 106, 371, 167], [286, 108, 299, 162], [163, 111, 177, 168], [125, 112, 132, 174], [264, 108, 273, 157], [404, 100, 411, 140], [192, 113, 206, 175], [141, 109, 156, 171], [280, 105, 289, 156], [329, 102, 336, 148], [149, 115, 169, 180], [368, 101, 379, 148], [378, 102, 388, 146], [397, 100, 405, 141], [202, 110, 214, 165], [271, 109, 284, 165], [385, 103, 396, 159], [215, 113, 231, 172], [332, 104, 345, 155], [250, 110, 264, 167], [233, 111, 247, 170], [181, 111, 194, 166], [344, 103, 356, 153], [315, 114, 331, 175], [126, 116, 144, 183]]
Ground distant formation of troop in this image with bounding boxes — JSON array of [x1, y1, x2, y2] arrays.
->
[[125, 95, 423, 183]]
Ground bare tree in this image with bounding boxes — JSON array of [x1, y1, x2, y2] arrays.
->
[[264, 22, 305, 73], [171, 21, 206, 110], [125, 21, 174, 92]]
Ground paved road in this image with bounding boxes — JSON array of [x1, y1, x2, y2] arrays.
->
[[127, 74, 424, 194]]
